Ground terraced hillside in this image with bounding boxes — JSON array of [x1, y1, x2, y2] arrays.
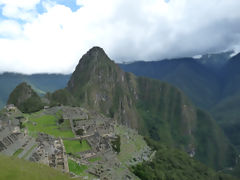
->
[[0, 103, 150, 179], [0, 104, 237, 180]]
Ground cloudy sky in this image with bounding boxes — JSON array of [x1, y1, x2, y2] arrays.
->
[[0, 0, 240, 74]]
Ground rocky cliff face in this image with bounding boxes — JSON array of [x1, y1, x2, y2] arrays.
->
[[7, 82, 43, 113], [64, 47, 236, 169], [67, 47, 139, 128]]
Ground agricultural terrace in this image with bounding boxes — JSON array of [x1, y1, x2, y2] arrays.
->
[[64, 140, 91, 155], [24, 111, 74, 138]]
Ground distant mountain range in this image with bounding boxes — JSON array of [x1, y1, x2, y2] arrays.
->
[[0, 73, 71, 108], [119, 51, 240, 149], [1, 51, 240, 152]]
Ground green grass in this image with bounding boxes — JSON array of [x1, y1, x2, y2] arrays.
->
[[13, 148, 24, 157], [116, 125, 148, 163], [24, 114, 74, 138], [22, 144, 37, 159], [0, 155, 72, 180], [59, 120, 71, 129], [88, 156, 102, 162], [63, 140, 91, 154], [68, 159, 88, 175]]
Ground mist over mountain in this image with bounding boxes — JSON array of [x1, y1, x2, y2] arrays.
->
[[195, 51, 234, 70]]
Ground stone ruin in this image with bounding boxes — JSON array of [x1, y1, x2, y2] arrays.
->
[[0, 106, 28, 156], [30, 133, 69, 172]]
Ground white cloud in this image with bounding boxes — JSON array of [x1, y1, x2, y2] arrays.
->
[[0, 0, 40, 20], [0, 0, 240, 74], [0, 20, 22, 37]]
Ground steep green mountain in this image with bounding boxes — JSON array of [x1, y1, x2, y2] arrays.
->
[[211, 53, 240, 149], [46, 89, 78, 107], [49, 47, 236, 170], [0, 155, 74, 180], [119, 53, 240, 150], [119, 51, 233, 109], [221, 53, 240, 97], [119, 58, 221, 109], [0, 72, 70, 109], [67, 47, 139, 128], [7, 82, 44, 113]]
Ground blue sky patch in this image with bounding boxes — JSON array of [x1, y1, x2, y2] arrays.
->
[[36, 0, 81, 15], [52, 0, 80, 12]]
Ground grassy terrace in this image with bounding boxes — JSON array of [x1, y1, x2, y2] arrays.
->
[[116, 125, 148, 164], [22, 144, 37, 159], [88, 156, 102, 163], [68, 159, 88, 176], [24, 112, 74, 138], [63, 140, 91, 154], [13, 148, 24, 157]]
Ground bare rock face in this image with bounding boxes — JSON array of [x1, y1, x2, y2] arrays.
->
[[7, 82, 43, 113]]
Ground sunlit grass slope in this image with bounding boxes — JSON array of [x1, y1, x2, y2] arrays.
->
[[24, 113, 74, 138], [0, 155, 73, 180]]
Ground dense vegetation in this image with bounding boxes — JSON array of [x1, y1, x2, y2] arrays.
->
[[46, 89, 77, 107], [136, 77, 236, 170], [132, 138, 238, 180], [7, 82, 44, 113], [120, 58, 221, 109], [119, 52, 240, 151]]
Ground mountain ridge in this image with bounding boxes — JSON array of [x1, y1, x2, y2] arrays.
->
[[119, 52, 240, 151], [48, 47, 237, 170], [0, 72, 71, 108]]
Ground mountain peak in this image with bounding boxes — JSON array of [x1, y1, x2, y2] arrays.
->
[[7, 82, 43, 113], [81, 46, 110, 64], [68, 46, 119, 91], [67, 47, 139, 127], [88, 46, 105, 54]]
